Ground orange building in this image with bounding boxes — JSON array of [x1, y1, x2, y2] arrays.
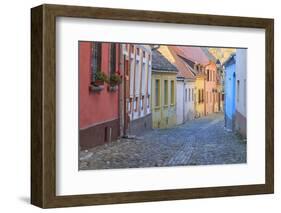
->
[[205, 61, 219, 115], [203, 48, 223, 114]]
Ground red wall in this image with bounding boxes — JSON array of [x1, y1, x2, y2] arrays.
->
[[79, 42, 119, 129]]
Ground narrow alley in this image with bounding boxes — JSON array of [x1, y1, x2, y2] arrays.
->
[[80, 112, 246, 170]]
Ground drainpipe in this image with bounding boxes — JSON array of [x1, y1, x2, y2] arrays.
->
[[183, 80, 185, 123], [204, 67, 206, 116], [118, 44, 124, 137]]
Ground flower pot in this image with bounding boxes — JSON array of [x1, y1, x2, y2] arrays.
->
[[89, 84, 104, 92], [93, 80, 104, 86], [108, 85, 118, 92]]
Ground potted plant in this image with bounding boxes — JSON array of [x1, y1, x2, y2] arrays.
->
[[109, 73, 122, 86], [89, 71, 108, 92], [108, 73, 122, 91], [93, 71, 108, 86]]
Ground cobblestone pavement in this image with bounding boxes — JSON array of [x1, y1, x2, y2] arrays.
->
[[79, 113, 246, 170]]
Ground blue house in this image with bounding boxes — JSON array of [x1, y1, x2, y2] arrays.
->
[[223, 53, 236, 131]]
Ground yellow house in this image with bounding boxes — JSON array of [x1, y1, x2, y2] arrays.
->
[[151, 49, 178, 129], [194, 64, 206, 118]]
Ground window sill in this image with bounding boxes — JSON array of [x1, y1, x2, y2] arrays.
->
[[108, 85, 118, 92], [89, 84, 104, 93]]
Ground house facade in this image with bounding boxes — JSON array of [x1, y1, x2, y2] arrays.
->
[[79, 42, 121, 149], [121, 44, 152, 136], [195, 67, 206, 117], [205, 61, 219, 115], [201, 48, 224, 115], [158, 46, 196, 125], [224, 53, 236, 131], [235, 49, 247, 138], [216, 61, 224, 113], [151, 49, 178, 129], [176, 47, 211, 118]]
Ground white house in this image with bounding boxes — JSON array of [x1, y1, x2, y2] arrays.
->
[[176, 78, 195, 124], [122, 44, 152, 136]]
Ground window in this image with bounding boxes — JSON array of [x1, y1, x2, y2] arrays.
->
[[164, 80, 168, 105], [244, 79, 246, 107], [199, 89, 204, 103], [147, 55, 152, 96], [128, 98, 132, 112], [141, 58, 147, 95], [130, 45, 134, 54], [207, 70, 210, 81], [141, 96, 144, 110], [134, 97, 138, 111], [171, 80, 175, 105], [188, 88, 191, 101], [237, 80, 240, 102], [135, 60, 140, 96], [124, 57, 129, 76], [92, 42, 102, 82], [155, 79, 160, 107], [143, 51, 146, 58], [129, 58, 135, 97], [110, 43, 116, 75], [192, 88, 194, 101], [206, 91, 208, 103]]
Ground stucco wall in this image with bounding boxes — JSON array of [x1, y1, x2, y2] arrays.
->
[[235, 49, 247, 117], [195, 76, 205, 117], [224, 60, 236, 121], [177, 80, 195, 124], [235, 49, 247, 137], [152, 71, 177, 129], [205, 62, 218, 115], [176, 80, 184, 125], [186, 81, 196, 120], [127, 45, 152, 122], [79, 42, 119, 129]]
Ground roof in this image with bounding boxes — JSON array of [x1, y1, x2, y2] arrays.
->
[[152, 49, 178, 72], [223, 53, 236, 67], [176, 54, 197, 76], [157, 46, 196, 79], [176, 46, 210, 65]]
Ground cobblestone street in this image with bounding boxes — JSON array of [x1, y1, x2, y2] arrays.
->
[[79, 112, 246, 170]]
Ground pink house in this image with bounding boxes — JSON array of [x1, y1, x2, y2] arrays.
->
[[79, 41, 121, 149]]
